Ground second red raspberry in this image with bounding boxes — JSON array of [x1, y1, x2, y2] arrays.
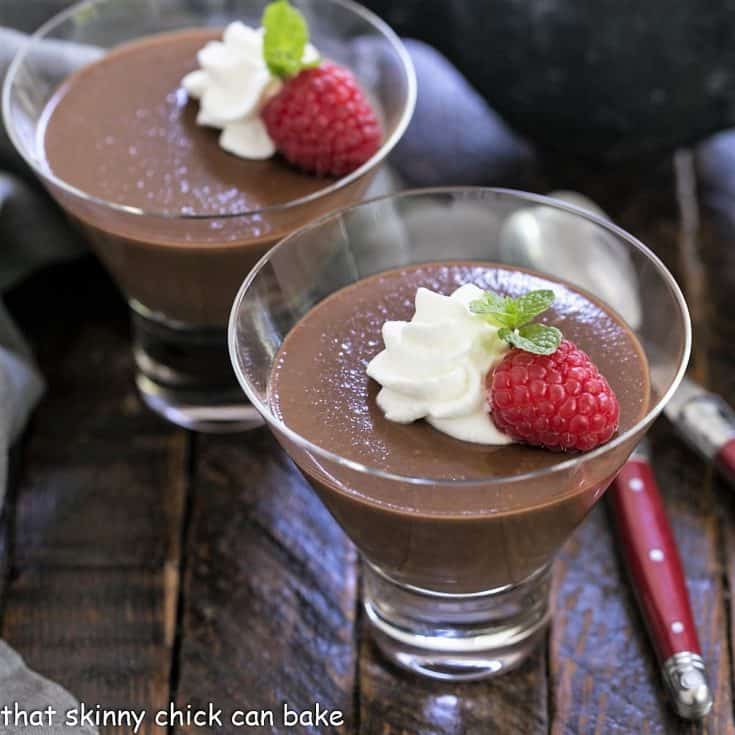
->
[[262, 61, 382, 177]]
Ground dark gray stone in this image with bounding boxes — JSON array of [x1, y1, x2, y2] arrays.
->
[[364, 0, 735, 160]]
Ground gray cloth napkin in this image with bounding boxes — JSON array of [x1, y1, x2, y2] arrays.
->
[[0, 24, 87, 517], [0, 19, 97, 735], [0, 643, 96, 735]]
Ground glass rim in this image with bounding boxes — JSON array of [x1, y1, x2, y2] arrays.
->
[[228, 186, 693, 488], [1, 0, 417, 221]]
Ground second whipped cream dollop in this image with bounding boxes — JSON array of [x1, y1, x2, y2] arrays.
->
[[366, 285, 513, 445], [182, 22, 318, 159]]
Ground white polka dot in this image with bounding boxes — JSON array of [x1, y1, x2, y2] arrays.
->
[[629, 478, 644, 492], [649, 549, 665, 562], [672, 621, 685, 634]]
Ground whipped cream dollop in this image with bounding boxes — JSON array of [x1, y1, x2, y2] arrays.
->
[[182, 22, 318, 159], [366, 285, 514, 445]]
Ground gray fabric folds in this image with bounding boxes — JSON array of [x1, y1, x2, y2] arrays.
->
[[0, 19, 94, 735], [0, 642, 97, 734]]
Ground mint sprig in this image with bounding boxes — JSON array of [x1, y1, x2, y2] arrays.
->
[[262, 0, 320, 78], [470, 289, 562, 355]]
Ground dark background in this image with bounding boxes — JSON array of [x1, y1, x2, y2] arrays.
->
[[5, 0, 735, 161]]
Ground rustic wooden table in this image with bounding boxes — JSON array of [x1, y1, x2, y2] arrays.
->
[[1, 153, 733, 734]]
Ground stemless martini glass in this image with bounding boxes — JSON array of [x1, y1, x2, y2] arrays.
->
[[230, 188, 690, 681], [2, 0, 415, 432]]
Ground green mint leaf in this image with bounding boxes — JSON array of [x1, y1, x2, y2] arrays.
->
[[469, 293, 515, 327], [472, 288, 561, 353], [262, 0, 313, 78], [500, 323, 562, 355], [513, 290, 555, 326], [469, 292, 507, 314]]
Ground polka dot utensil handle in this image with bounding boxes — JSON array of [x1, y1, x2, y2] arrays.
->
[[609, 444, 713, 720]]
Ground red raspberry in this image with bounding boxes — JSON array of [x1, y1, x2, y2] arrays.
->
[[488, 340, 620, 452], [262, 61, 382, 177]]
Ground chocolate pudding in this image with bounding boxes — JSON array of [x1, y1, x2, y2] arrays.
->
[[270, 262, 651, 592], [43, 29, 333, 215], [40, 28, 376, 326]]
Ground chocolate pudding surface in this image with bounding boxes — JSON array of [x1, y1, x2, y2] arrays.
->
[[37, 27, 377, 325], [41, 28, 334, 216], [270, 262, 650, 484]]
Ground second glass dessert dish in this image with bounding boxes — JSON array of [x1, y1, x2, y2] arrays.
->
[[229, 188, 690, 681], [3, 0, 415, 432]]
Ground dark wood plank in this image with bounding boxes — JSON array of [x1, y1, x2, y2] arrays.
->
[[0, 446, 18, 620], [3, 567, 173, 728], [1, 259, 188, 735], [5, 260, 189, 569], [652, 427, 734, 735], [174, 430, 358, 734], [358, 641, 548, 735], [695, 132, 735, 400], [695, 133, 735, 735], [551, 422, 732, 735], [544, 156, 734, 733], [0, 507, 9, 619]]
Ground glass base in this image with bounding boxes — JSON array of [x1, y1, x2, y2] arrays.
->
[[131, 301, 263, 433], [363, 562, 552, 681]]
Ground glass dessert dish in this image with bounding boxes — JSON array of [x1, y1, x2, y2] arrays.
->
[[2, 0, 415, 432], [229, 188, 691, 681]]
